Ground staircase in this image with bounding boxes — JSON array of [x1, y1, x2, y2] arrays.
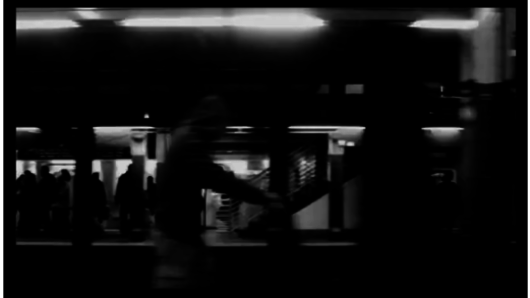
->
[[227, 141, 333, 235]]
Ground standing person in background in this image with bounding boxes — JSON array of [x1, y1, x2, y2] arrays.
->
[[90, 172, 109, 235], [51, 170, 72, 236], [37, 165, 58, 234], [18, 171, 38, 235], [115, 165, 144, 237], [153, 95, 284, 289]]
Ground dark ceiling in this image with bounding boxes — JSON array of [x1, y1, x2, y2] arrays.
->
[[15, 8, 469, 127]]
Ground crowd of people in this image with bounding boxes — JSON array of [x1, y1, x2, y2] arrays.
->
[[15, 164, 158, 238]]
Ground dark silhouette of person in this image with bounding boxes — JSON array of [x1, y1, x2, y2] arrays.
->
[[37, 165, 58, 234], [18, 171, 38, 235], [146, 176, 157, 216], [115, 165, 145, 236], [434, 171, 461, 233], [51, 169, 72, 235], [153, 95, 283, 289], [90, 172, 109, 223]]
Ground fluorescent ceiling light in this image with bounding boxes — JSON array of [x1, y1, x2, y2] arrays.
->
[[410, 20, 479, 30], [422, 127, 464, 131], [290, 126, 339, 130], [227, 126, 253, 129], [120, 17, 226, 27], [17, 19, 79, 30], [76, 8, 100, 20], [95, 126, 155, 132], [290, 126, 366, 130], [16, 127, 41, 132], [120, 13, 325, 29], [229, 13, 325, 29]]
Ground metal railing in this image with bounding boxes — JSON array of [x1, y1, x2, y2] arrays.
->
[[228, 142, 325, 232]]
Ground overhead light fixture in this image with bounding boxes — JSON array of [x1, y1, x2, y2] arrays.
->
[[227, 126, 253, 129], [16, 127, 41, 132], [410, 19, 479, 30], [144, 114, 150, 119], [120, 17, 227, 28], [17, 19, 79, 30], [290, 126, 339, 130], [95, 126, 155, 132], [229, 13, 325, 29], [76, 8, 100, 20], [120, 13, 325, 29], [422, 127, 464, 131]]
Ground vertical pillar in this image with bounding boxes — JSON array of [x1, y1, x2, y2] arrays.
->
[[72, 126, 95, 247], [155, 132, 171, 182], [328, 137, 344, 234], [459, 8, 517, 244], [130, 130, 147, 190], [101, 160, 116, 204], [268, 126, 290, 198]]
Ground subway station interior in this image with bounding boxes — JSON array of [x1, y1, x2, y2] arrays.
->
[[13, 7, 521, 292]]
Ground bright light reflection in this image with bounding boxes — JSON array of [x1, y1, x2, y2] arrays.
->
[[410, 20, 479, 30], [76, 8, 100, 20], [120, 13, 325, 29], [121, 17, 227, 27], [17, 20, 79, 30], [422, 127, 464, 131], [230, 13, 325, 29], [16, 127, 41, 132]]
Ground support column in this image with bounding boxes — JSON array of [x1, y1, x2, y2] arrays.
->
[[459, 8, 518, 244], [101, 161, 116, 205], [72, 127, 95, 247], [268, 126, 290, 198], [131, 130, 147, 230], [155, 132, 171, 181], [328, 137, 344, 234]]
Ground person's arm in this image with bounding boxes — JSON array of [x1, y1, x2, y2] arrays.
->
[[196, 160, 278, 206]]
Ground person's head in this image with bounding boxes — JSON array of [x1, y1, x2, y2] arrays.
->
[[24, 170, 32, 176], [147, 176, 154, 185], [61, 170, 72, 182], [182, 95, 228, 142], [441, 171, 454, 183], [92, 172, 100, 180], [127, 164, 134, 173], [41, 165, 50, 175]]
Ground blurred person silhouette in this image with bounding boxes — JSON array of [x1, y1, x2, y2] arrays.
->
[[51, 170, 72, 235], [90, 172, 109, 234], [18, 171, 39, 235], [37, 165, 58, 234], [115, 165, 145, 237], [153, 94, 284, 289]]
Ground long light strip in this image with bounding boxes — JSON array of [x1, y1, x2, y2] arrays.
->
[[120, 13, 325, 29], [289, 126, 366, 130], [76, 8, 101, 20], [16, 127, 41, 132], [410, 19, 479, 30], [17, 19, 79, 30], [229, 13, 325, 29], [422, 127, 464, 131]]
